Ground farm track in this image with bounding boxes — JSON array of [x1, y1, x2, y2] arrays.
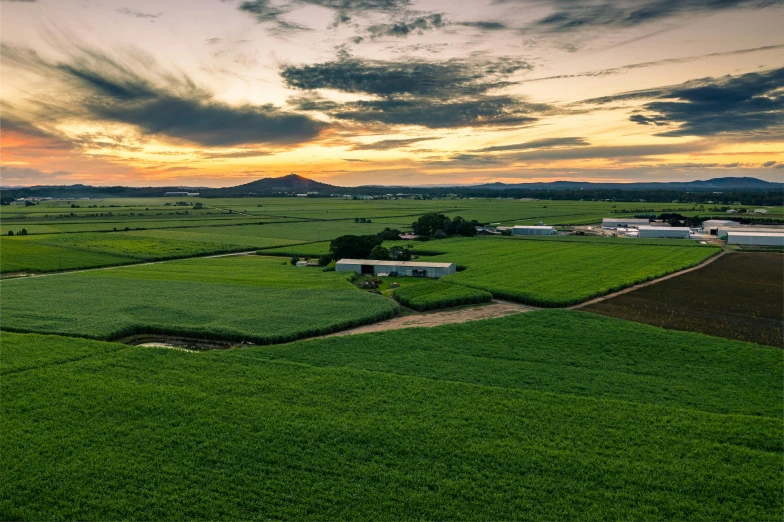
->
[[318, 300, 537, 337], [570, 250, 727, 309]]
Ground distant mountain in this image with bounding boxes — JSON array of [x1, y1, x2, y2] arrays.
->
[[471, 177, 783, 191], [221, 174, 335, 195]]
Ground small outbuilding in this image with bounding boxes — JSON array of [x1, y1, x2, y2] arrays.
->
[[602, 218, 650, 229], [335, 259, 456, 278], [637, 226, 691, 239], [511, 225, 557, 236], [726, 231, 784, 246]]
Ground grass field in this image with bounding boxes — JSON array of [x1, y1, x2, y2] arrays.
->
[[0, 256, 398, 343], [392, 280, 493, 310], [0, 232, 303, 273], [584, 252, 784, 347], [383, 237, 720, 306], [2, 310, 781, 520]]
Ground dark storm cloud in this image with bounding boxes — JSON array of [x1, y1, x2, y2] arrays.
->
[[367, 13, 445, 38], [235, 0, 409, 32], [624, 68, 784, 137], [283, 55, 543, 129], [473, 137, 589, 152], [323, 97, 542, 128], [762, 160, 778, 167], [1, 43, 325, 147], [455, 21, 508, 30], [350, 136, 439, 150], [281, 56, 531, 98], [116, 8, 162, 19], [498, 0, 783, 33]]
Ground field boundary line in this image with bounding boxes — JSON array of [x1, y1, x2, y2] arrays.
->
[[570, 250, 727, 310]]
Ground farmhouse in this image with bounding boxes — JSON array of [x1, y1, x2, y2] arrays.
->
[[702, 219, 740, 235], [336, 259, 456, 278], [512, 225, 557, 236], [602, 218, 650, 229], [637, 226, 692, 239], [725, 231, 784, 246]]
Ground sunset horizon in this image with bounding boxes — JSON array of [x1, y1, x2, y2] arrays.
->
[[2, 0, 783, 187]]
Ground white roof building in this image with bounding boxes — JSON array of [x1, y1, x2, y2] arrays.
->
[[637, 226, 692, 239], [335, 259, 456, 278], [726, 231, 784, 246], [511, 225, 557, 236], [602, 218, 650, 229]]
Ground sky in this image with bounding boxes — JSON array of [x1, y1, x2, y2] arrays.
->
[[1, 0, 783, 187]]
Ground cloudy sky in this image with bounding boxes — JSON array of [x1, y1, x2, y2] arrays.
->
[[1, 0, 783, 187]]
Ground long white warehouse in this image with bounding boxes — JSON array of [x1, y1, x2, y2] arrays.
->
[[512, 225, 557, 236], [726, 231, 784, 246], [335, 259, 457, 278], [637, 226, 691, 239], [716, 226, 784, 239], [602, 218, 650, 229]]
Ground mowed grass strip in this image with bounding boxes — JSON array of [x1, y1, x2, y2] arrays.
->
[[385, 237, 719, 306], [392, 280, 492, 311], [0, 256, 398, 343], [1, 312, 781, 520], [584, 252, 784, 347]]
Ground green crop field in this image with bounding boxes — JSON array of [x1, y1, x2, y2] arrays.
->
[[0, 232, 303, 274], [392, 280, 493, 310], [384, 237, 720, 306], [0, 256, 398, 343], [2, 311, 781, 520]]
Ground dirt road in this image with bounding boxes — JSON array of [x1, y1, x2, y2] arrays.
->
[[322, 300, 537, 337]]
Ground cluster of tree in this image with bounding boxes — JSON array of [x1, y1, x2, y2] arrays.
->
[[354, 217, 373, 223], [369, 245, 412, 261], [327, 232, 412, 262], [7, 229, 28, 236], [411, 213, 477, 239]]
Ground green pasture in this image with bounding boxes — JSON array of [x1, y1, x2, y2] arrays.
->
[[2, 311, 781, 520], [385, 237, 720, 306], [392, 280, 493, 310], [0, 256, 398, 342]]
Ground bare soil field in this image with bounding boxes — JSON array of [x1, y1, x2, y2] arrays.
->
[[584, 253, 783, 347]]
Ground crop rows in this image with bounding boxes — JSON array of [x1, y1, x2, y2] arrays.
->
[[2, 311, 781, 520], [0, 257, 398, 343], [392, 281, 492, 311]]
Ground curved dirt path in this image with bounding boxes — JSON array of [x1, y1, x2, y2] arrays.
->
[[322, 300, 537, 337], [570, 250, 727, 310]]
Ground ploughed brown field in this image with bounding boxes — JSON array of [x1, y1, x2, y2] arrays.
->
[[584, 253, 783, 347]]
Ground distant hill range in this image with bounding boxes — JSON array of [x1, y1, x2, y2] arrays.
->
[[2, 175, 782, 206], [471, 177, 782, 191]]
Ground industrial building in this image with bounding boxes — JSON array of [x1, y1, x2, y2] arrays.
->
[[511, 225, 557, 236], [637, 226, 692, 239], [702, 219, 740, 234], [716, 226, 784, 239], [335, 259, 456, 278], [602, 218, 650, 229], [725, 231, 784, 246]]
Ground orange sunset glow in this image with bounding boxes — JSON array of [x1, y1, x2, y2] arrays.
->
[[1, 0, 783, 187]]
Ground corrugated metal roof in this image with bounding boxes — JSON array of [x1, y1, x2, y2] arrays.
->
[[726, 231, 784, 237], [336, 259, 454, 268], [512, 225, 555, 229], [638, 226, 691, 231], [602, 218, 649, 223]]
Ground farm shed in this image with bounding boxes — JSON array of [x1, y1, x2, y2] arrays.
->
[[512, 226, 557, 236], [702, 220, 740, 234], [726, 231, 784, 246], [602, 218, 650, 229], [336, 259, 456, 278], [637, 226, 692, 239]]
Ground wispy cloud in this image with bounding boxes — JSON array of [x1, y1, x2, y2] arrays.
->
[[116, 8, 162, 19]]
